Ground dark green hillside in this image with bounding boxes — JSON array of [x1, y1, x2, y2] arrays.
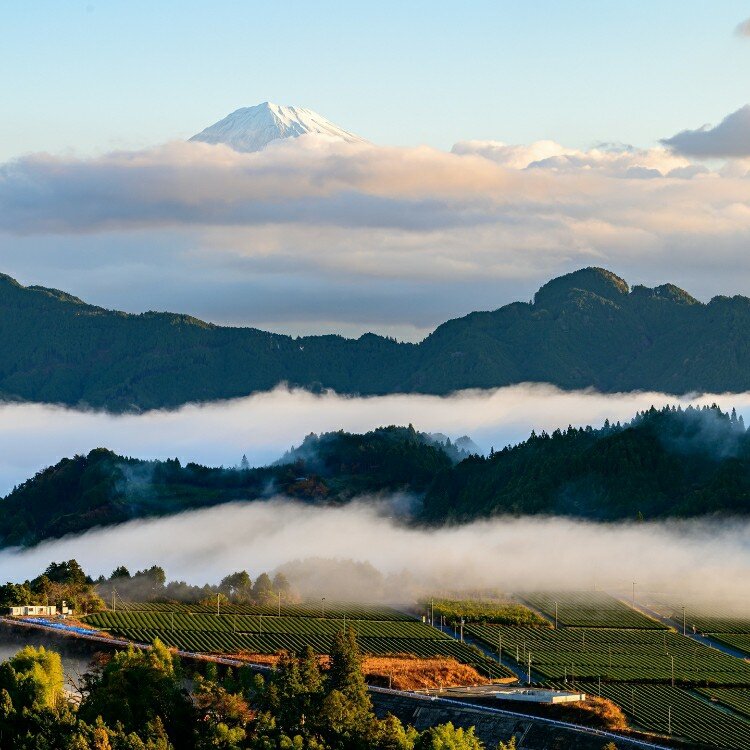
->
[[422, 405, 750, 522], [5, 267, 750, 409], [0, 426, 452, 547], [5, 406, 750, 548]]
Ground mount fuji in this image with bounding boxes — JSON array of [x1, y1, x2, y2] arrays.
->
[[189, 101, 367, 152]]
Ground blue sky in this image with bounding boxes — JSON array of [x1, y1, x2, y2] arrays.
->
[[3, 2, 750, 338], [3, 0, 750, 159]]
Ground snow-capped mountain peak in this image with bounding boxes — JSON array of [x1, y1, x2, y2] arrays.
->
[[189, 102, 367, 152]]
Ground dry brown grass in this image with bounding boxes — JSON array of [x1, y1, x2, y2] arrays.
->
[[363, 655, 500, 691], [547, 695, 628, 731], [228, 652, 503, 691]]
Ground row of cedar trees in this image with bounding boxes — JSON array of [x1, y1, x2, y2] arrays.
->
[[0, 628, 520, 750], [0, 559, 298, 616]]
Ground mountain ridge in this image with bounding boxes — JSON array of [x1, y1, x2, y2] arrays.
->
[[3, 267, 750, 410]]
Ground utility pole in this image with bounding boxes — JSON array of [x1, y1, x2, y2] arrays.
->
[[632, 581, 636, 608], [217, 593, 220, 617], [682, 606, 686, 637], [431, 599, 434, 627], [668, 705, 672, 735], [554, 600, 558, 630], [278, 591, 282, 617], [498, 633, 502, 665], [460, 618, 464, 642], [321, 597, 326, 618], [527, 652, 532, 685]]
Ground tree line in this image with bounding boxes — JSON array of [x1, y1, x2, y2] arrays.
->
[[0, 560, 297, 614], [0, 630, 526, 750]]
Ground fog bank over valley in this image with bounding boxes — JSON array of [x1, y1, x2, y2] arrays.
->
[[1, 498, 749, 613], [5, 384, 750, 494]]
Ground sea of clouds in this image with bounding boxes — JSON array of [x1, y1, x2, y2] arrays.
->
[[2, 497, 750, 613]]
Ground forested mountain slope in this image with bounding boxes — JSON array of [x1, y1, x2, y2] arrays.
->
[[0, 426, 453, 547], [4, 406, 750, 548], [3, 267, 750, 409], [422, 405, 750, 522]]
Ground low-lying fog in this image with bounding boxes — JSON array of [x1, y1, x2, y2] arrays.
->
[[4, 383, 750, 611], [4, 383, 750, 494], [2, 498, 749, 611]]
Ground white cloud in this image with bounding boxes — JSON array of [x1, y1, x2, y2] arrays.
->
[[1, 499, 749, 610], [452, 139, 690, 176], [662, 105, 750, 158], [1, 135, 750, 335]]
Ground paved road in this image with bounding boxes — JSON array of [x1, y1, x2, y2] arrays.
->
[[433, 621, 531, 683]]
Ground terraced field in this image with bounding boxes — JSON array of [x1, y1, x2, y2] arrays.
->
[[710, 633, 750, 655], [109, 601, 414, 620], [521, 591, 664, 629], [86, 611, 436, 638], [467, 623, 750, 684], [647, 600, 750, 655], [465, 592, 750, 749], [82, 604, 515, 679], [554, 682, 750, 750], [698, 687, 750, 719]]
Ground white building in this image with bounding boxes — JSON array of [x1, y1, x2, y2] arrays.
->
[[8, 605, 57, 617], [493, 687, 586, 705]]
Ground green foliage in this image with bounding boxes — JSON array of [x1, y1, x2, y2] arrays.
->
[[0, 426, 453, 547], [523, 592, 662, 629], [468, 621, 750, 684], [0, 636, 498, 750], [425, 599, 548, 627], [584, 682, 750, 749], [82, 605, 515, 679], [0, 646, 64, 710], [6, 404, 750, 550], [78, 640, 193, 746], [423, 404, 750, 522], [0, 583, 34, 609], [0, 559, 104, 614], [414, 723, 483, 750]]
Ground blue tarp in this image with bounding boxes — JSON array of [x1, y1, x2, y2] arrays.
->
[[34, 618, 96, 636]]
